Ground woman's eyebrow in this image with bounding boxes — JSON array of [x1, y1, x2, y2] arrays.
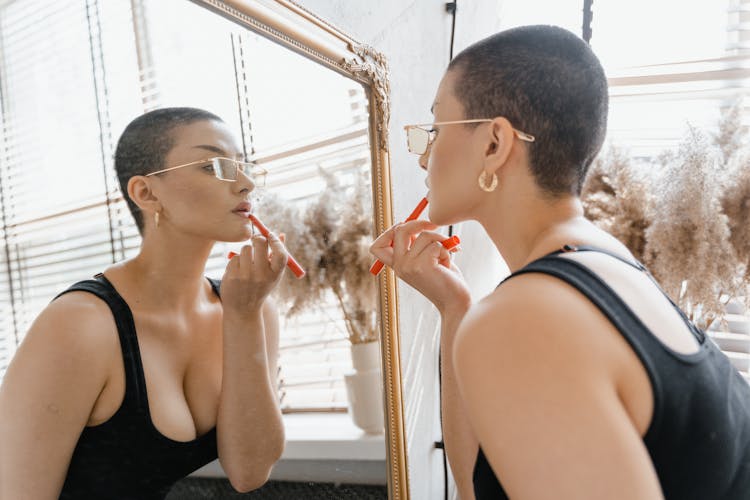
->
[[193, 145, 245, 160]]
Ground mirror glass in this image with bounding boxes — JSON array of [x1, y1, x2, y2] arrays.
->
[[0, 0, 387, 495]]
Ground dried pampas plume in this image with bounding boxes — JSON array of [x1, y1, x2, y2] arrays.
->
[[584, 103, 750, 325], [644, 127, 740, 326], [713, 101, 746, 164], [256, 169, 378, 344], [722, 153, 750, 294], [582, 147, 653, 263]]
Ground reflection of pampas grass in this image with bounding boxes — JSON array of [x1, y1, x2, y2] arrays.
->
[[644, 128, 740, 325], [335, 178, 379, 343], [256, 170, 378, 344], [256, 192, 320, 315]]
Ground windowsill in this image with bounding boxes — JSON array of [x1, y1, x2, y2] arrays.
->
[[191, 413, 387, 484]]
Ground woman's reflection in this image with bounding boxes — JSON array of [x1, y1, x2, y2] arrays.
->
[[0, 107, 286, 499]]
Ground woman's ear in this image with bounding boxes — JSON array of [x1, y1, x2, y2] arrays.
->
[[127, 176, 161, 214], [483, 117, 515, 174]]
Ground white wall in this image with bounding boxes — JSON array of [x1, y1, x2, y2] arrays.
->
[[295, 2, 510, 498]]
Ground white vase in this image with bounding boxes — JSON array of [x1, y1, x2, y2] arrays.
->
[[344, 341, 385, 434]]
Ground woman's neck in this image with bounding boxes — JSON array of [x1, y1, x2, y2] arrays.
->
[[112, 228, 217, 310], [479, 191, 587, 272]]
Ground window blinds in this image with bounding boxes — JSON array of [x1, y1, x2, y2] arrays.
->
[[598, 0, 750, 382]]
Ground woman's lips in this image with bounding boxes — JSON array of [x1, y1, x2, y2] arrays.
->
[[232, 201, 252, 217]]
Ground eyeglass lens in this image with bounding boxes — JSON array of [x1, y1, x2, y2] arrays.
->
[[212, 158, 266, 186], [406, 127, 430, 155]]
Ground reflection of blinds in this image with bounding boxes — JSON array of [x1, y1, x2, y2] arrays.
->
[[250, 113, 372, 413], [0, 0, 374, 415], [278, 298, 351, 412], [0, 0, 125, 362]]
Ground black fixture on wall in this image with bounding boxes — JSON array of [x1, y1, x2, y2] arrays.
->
[[583, 0, 593, 43], [438, 2, 458, 496]]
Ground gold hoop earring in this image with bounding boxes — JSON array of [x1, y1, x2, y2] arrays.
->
[[154, 211, 160, 228], [478, 171, 498, 192]]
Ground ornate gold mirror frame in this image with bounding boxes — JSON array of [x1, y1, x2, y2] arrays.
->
[[189, 1, 406, 498]]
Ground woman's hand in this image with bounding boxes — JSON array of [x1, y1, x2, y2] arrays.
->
[[370, 219, 471, 314], [222, 232, 288, 316]]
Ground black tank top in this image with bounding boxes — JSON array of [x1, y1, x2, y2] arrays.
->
[[56, 275, 220, 500], [472, 246, 750, 500]]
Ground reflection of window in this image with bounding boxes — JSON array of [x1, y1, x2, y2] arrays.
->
[[0, 0, 370, 413]]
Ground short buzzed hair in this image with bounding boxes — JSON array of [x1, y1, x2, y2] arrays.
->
[[114, 107, 223, 232], [448, 25, 608, 196]]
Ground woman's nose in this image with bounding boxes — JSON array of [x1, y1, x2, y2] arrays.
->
[[234, 169, 256, 194]]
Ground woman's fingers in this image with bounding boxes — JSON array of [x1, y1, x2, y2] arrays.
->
[[239, 241, 254, 278], [370, 219, 438, 263], [226, 251, 241, 274], [229, 233, 284, 278], [369, 225, 398, 264], [267, 232, 288, 274], [391, 220, 439, 259], [437, 245, 452, 269], [408, 230, 452, 257], [391, 223, 412, 257], [253, 234, 269, 260], [398, 231, 455, 273]]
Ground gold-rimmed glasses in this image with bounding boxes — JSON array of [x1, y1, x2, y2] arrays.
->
[[145, 157, 267, 187], [403, 119, 535, 155]]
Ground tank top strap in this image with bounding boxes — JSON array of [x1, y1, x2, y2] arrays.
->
[[524, 245, 706, 343], [541, 244, 647, 271], [54, 274, 148, 412], [504, 255, 706, 353]]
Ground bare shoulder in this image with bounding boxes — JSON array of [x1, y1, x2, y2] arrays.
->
[[27, 290, 119, 357], [456, 271, 620, 366], [452, 271, 628, 411], [451, 273, 662, 498], [4, 291, 120, 386], [0, 290, 120, 497]]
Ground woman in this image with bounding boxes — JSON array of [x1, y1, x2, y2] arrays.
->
[[0, 107, 286, 499], [371, 26, 750, 499]]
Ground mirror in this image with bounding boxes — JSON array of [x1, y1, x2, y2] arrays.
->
[[0, 0, 405, 498]]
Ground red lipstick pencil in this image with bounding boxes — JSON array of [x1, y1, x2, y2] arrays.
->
[[228, 214, 306, 279]]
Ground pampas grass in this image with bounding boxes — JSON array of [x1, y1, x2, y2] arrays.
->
[[582, 148, 653, 263], [723, 156, 750, 286], [644, 128, 740, 326], [584, 108, 750, 327]]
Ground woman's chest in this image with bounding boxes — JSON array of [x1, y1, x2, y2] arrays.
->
[[89, 309, 224, 442], [143, 314, 224, 439]]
